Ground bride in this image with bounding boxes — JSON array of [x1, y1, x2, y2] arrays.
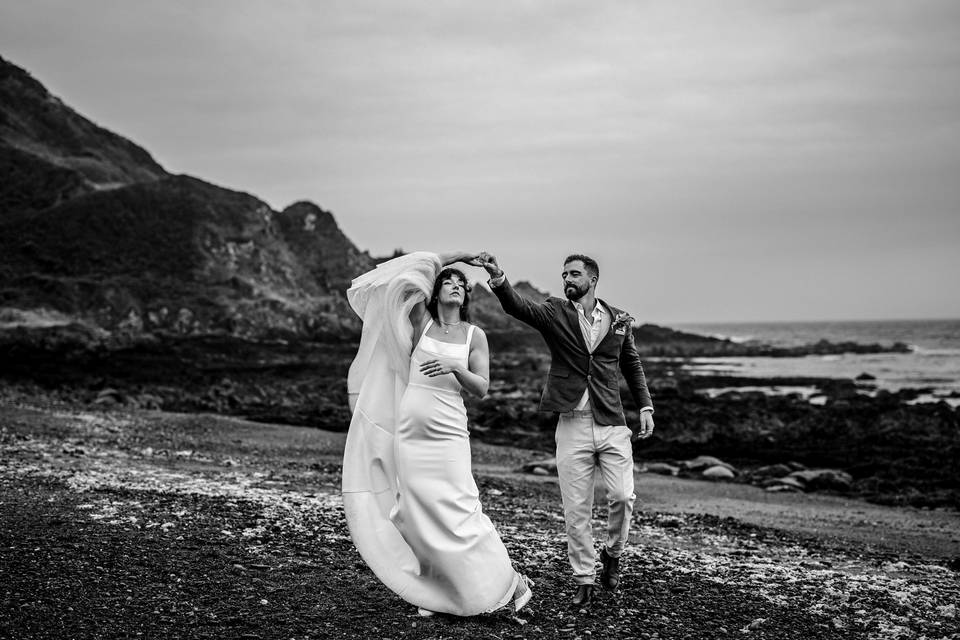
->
[[342, 250, 533, 616]]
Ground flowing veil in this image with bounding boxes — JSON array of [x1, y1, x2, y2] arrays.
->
[[340, 251, 446, 605]]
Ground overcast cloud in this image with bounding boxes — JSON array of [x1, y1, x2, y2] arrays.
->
[[3, 0, 958, 322]]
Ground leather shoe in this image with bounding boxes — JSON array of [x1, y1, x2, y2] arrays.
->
[[570, 584, 594, 606], [600, 547, 620, 591]]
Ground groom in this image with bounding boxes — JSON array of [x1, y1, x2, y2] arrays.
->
[[479, 252, 654, 607]]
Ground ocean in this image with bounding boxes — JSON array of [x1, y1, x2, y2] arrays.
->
[[671, 319, 960, 406]]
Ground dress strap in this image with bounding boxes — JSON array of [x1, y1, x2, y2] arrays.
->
[[414, 318, 434, 349], [465, 324, 476, 346]]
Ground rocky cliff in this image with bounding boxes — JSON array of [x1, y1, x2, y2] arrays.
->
[[0, 54, 166, 208], [0, 55, 373, 342]]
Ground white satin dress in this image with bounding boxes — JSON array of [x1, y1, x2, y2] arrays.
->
[[341, 253, 520, 616]]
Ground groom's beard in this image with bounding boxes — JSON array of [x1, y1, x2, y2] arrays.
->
[[564, 282, 589, 300]]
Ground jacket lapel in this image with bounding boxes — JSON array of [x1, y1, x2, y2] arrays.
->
[[596, 300, 623, 349], [562, 301, 589, 351]]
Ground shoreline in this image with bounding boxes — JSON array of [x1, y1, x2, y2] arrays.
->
[[2, 331, 958, 511]]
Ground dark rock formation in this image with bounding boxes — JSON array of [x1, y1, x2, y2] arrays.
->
[[0, 174, 371, 340], [0, 54, 166, 206], [1, 55, 373, 343], [275, 201, 373, 296]]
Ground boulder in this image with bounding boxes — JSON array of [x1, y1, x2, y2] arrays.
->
[[137, 394, 164, 410], [522, 458, 558, 476], [93, 394, 119, 406], [762, 476, 805, 491], [751, 464, 793, 479], [682, 455, 736, 472], [702, 465, 736, 480], [819, 379, 860, 400], [766, 484, 801, 493], [94, 388, 124, 405], [787, 469, 853, 492], [640, 462, 680, 476]]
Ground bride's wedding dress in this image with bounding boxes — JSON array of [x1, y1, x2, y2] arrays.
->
[[341, 252, 522, 615]]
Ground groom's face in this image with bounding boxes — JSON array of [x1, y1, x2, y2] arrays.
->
[[562, 260, 595, 301]]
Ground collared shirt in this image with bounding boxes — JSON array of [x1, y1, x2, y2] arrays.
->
[[573, 300, 606, 351], [572, 300, 608, 411]]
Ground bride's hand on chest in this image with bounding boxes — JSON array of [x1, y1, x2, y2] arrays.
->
[[419, 358, 464, 377]]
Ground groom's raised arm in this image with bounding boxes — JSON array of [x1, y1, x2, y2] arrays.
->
[[480, 253, 554, 332]]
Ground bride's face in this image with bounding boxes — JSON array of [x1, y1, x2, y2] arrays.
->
[[437, 276, 466, 306]]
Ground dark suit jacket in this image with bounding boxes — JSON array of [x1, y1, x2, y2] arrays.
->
[[492, 277, 653, 426]]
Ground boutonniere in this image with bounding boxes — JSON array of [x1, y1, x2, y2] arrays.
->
[[612, 312, 634, 335]]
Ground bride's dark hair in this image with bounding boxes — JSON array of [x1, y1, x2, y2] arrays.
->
[[427, 268, 472, 322]]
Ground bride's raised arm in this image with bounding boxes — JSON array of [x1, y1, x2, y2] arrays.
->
[[437, 250, 482, 267], [409, 299, 428, 334]]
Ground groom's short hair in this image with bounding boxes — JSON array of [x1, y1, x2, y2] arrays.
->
[[564, 254, 599, 279]]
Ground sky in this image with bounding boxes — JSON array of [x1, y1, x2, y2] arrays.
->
[[2, 0, 959, 324]]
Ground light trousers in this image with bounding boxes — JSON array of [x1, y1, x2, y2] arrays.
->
[[555, 410, 636, 585]]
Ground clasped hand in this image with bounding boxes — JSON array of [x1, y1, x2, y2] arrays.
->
[[420, 358, 461, 378], [474, 251, 501, 276], [456, 251, 498, 271]]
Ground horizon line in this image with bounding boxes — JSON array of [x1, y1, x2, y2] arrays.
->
[[666, 317, 960, 326]]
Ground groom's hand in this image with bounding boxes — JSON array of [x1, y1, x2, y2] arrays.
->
[[631, 412, 655, 441], [478, 252, 503, 279]]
